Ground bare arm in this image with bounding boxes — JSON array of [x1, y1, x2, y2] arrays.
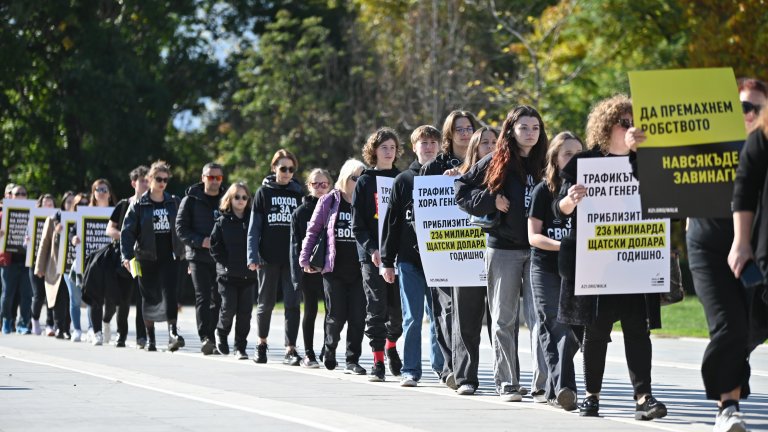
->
[[527, 217, 560, 251]]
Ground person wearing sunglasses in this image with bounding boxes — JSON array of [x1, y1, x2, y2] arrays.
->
[[106, 166, 149, 348], [175, 162, 226, 355], [553, 95, 667, 421], [28, 193, 56, 336], [248, 149, 304, 365], [300, 159, 368, 374], [738, 77, 767, 133], [290, 168, 333, 368], [351, 128, 404, 381], [210, 182, 256, 360], [1, 184, 33, 335], [121, 160, 186, 352]]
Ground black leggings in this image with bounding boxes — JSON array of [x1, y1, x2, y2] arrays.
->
[[301, 272, 326, 354], [29, 269, 54, 326]]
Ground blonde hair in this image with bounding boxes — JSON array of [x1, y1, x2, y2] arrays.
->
[[585, 94, 632, 154], [219, 182, 252, 213], [305, 168, 332, 188], [545, 132, 585, 193], [334, 159, 366, 190]]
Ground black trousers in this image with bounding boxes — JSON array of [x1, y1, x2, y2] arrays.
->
[[431, 286, 453, 377], [582, 293, 652, 398], [361, 261, 403, 351], [687, 238, 753, 400], [322, 267, 365, 364], [112, 274, 144, 343], [29, 269, 54, 326], [217, 275, 255, 351], [189, 260, 222, 342], [52, 279, 70, 332], [452, 287, 486, 387], [302, 272, 326, 353]]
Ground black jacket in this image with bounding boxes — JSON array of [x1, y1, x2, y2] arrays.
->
[[455, 153, 531, 249], [733, 127, 768, 280], [247, 175, 304, 265], [290, 195, 319, 290], [420, 152, 462, 176], [351, 167, 400, 262], [176, 183, 224, 263], [381, 160, 422, 268], [210, 210, 257, 279], [120, 191, 184, 262]]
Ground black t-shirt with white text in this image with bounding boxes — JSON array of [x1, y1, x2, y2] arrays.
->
[[152, 199, 173, 261], [333, 199, 358, 272], [528, 181, 571, 272]]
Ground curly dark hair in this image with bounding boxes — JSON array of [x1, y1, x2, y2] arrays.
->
[[585, 94, 632, 154], [361, 127, 403, 166]]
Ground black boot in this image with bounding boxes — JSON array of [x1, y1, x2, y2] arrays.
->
[[146, 325, 157, 352], [168, 322, 185, 352]]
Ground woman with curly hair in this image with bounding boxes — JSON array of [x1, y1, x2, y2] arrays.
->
[[552, 94, 667, 421]]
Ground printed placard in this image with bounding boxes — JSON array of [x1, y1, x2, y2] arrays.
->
[[413, 176, 486, 287], [628, 67, 745, 218], [25, 207, 57, 267], [376, 176, 395, 275], [575, 157, 670, 295], [57, 211, 78, 275], [76, 207, 115, 274], [0, 199, 36, 254]]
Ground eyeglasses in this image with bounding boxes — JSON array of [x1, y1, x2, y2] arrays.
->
[[277, 166, 295, 173], [154, 176, 169, 183], [349, 175, 359, 182], [95, 187, 109, 194], [618, 118, 634, 129], [742, 101, 763, 115], [310, 181, 329, 189], [205, 175, 223, 182], [233, 194, 248, 201], [455, 127, 474, 135]]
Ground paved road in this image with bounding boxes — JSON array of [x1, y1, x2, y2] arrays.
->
[[1, 308, 766, 432]]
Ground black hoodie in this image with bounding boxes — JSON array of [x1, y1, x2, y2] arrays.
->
[[247, 175, 304, 265], [420, 152, 462, 176], [290, 195, 319, 290], [381, 160, 422, 268], [210, 210, 257, 279], [351, 167, 400, 262], [175, 182, 225, 263]]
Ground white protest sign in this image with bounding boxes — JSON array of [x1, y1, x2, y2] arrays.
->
[[1, 199, 36, 254], [575, 157, 670, 295], [57, 211, 78, 275], [26, 207, 57, 267], [414, 176, 486, 287], [76, 207, 114, 273], [376, 176, 395, 275]]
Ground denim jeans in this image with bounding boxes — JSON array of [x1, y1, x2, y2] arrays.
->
[[398, 261, 443, 381], [64, 269, 84, 331], [1, 262, 32, 329], [530, 260, 578, 399]]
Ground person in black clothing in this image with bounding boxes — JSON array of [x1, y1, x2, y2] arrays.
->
[[106, 166, 149, 348], [299, 159, 368, 374], [248, 149, 304, 365], [176, 162, 225, 355], [210, 182, 257, 360], [0, 184, 32, 334], [381, 125, 443, 387], [421, 110, 479, 176], [352, 127, 405, 381], [455, 106, 547, 402], [526, 131, 585, 410], [290, 168, 332, 368], [28, 193, 56, 336], [552, 95, 667, 420], [121, 160, 186, 352]]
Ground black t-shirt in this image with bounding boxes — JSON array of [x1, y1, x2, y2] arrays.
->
[[151, 199, 173, 261], [110, 199, 130, 227], [205, 193, 220, 213], [333, 199, 358, 271], [528, 181, 571, 272]]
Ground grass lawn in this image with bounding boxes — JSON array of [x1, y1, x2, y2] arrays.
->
[[613, 295, 709, 339]]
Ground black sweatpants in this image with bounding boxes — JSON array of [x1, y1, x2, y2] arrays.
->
[[431, 286, 453, 378], [189, 260, 222, 342], [302, 272, 326, 354], [256, 263, 300, 346], [452, 287, 486, 387], [217, 275, 255, 351], [112, 274, 144, 343], [52, 279, 70, 332], [582, 293, 652, 398], [322, 267, 365, 364], [361, 261, 403, 351], [30, 269, 54, 326]]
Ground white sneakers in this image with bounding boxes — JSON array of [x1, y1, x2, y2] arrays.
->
[[714, 406, 746, 432], [71, 329, 83, 343], [92, 331, 104, 346], [399, 377, 417, 387], [103, 322, 111, 345]]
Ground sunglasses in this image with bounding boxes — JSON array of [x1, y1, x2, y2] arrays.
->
[[310, 181, 329, 189], [205, 175, 223, 182], [233, 194, 248, 201], [277, 166, 295, 173], [349, 175, 359, 182], [618, 118, 634, 129], [154, 176, 170, 183], [455, 127, 474, 135], [742, 101, 763, 115], [12, 191, 27, 197], [95, 187, 109, 194]]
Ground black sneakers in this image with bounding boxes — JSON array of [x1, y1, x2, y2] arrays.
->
[[254, 343, 268, 364], [216, 333, 230, 356], [635, 396, 667, 421], [235, 349, 249, 360], [323, 348, 337, 370], [369, 361, 386, 382], [579, 395, 599, 417], [345, 363, 366, 375], [386, 346, 402, 376], [283, 348, 301, 366], [201, 337, 215, 355], [168, 333, 185, 352]]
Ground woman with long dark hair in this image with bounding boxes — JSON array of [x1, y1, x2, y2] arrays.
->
[[29, 194, 56, 335], [455, 105, 548, 402]]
